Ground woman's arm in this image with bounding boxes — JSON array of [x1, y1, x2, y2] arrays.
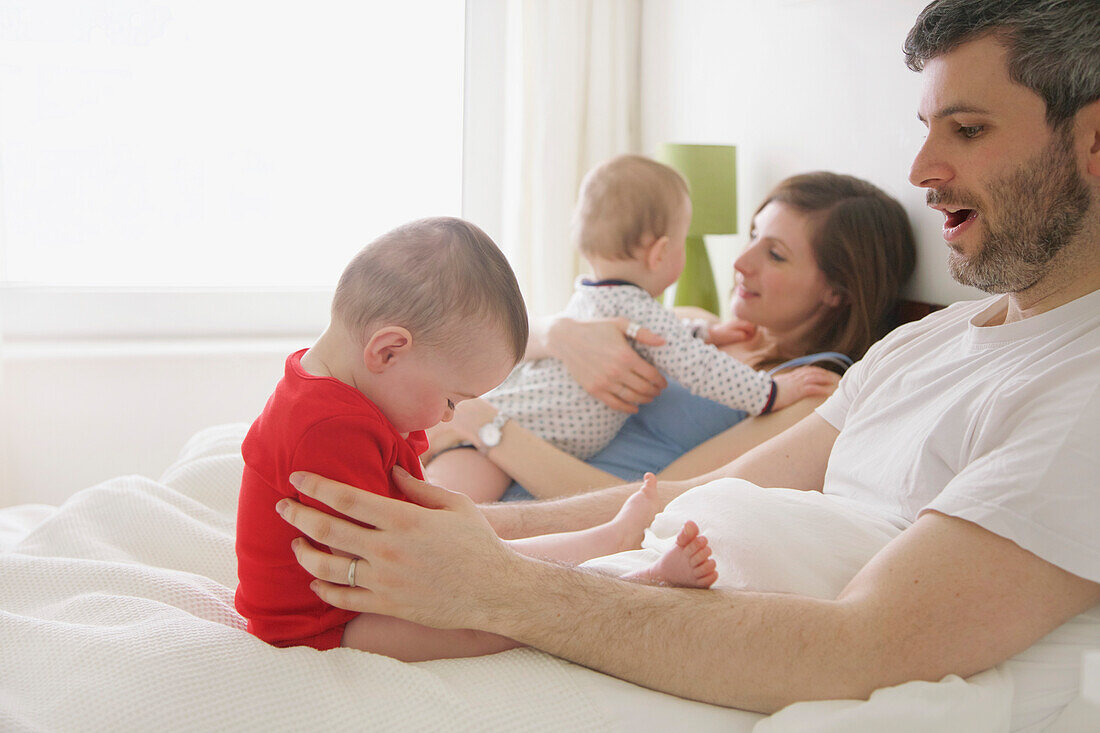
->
[[444, 398, 623, 499], [489, 421, 624, 498], [527, 315, 667, 412], [656, 396, 828, 481], [431, 315, 664, 498]]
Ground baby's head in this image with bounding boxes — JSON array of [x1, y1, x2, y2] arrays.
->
[[573, 155, 692, 288], [331, 217, 528, 432]]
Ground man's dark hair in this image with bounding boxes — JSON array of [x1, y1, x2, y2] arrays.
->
[[904, 0, 1100, 128]]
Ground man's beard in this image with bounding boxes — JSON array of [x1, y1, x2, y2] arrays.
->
[[932, 128, 1091, 294]]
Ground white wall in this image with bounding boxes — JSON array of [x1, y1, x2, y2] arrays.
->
[[0, 288, 331, 508], [639, 0, 985, 312], [2, 1, 987, 508], [0, 339, 306, 507]]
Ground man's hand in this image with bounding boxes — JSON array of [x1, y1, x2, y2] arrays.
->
[[546, 317, 667, 413], [277, 468, 516, 631]]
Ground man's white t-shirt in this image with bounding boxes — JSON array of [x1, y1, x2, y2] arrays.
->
[[816, 289, 1100, 732]]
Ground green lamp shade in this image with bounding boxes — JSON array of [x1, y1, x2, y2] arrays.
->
[[656, 143, 737, 314], [675, 234, 720, 314], [657, 143, 737, 236]]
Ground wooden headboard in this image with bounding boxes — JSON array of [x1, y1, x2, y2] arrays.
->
[[894, 299, 944, 327]]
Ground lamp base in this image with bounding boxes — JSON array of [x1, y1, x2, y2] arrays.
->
[[671, 235, 720, 315]]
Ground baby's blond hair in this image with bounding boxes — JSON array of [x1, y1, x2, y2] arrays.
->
[[332, 217, 528, 363], [572, 155, 690, 261]]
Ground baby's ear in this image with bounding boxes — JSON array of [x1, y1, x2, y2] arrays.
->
[[644, 234, 670, 270], [363, 326, 413, 373]]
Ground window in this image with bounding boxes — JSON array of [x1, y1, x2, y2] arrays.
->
[[0, 1, 465, 336]]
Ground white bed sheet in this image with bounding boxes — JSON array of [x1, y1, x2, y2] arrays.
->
[[0, 424, 1013, 731], [0, 503, 54, 551]]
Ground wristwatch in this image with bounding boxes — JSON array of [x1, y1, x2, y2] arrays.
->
[[477, 413, 510, 454]]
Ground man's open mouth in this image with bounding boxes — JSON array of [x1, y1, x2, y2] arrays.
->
[[944, 208, 976, 228]]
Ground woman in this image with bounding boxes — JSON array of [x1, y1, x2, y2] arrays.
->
[[430, 172, 916, 499]]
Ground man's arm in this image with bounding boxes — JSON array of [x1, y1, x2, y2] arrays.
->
[[278, 477, 1100, 712], [476, 511, 1100, 711], [481, 412, 839, 539]]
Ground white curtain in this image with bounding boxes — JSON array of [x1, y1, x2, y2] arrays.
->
[[464, 0, 642, 317]]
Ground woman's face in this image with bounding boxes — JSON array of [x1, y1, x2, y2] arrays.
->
[[731, 201, 839, 332]]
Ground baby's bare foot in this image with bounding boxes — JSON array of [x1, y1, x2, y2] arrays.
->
[[607, 473, 661, 553], [624, 521, 718, 589]]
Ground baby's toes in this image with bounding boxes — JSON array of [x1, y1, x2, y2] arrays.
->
[[691, 547, 715, 568], [696, 558, 717, 576], [685, 533, 710, 558], [676, 521, 700, 548], [690, 542, 712, 564]]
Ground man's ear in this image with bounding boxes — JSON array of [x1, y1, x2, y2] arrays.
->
[[1081, 98, 1100, 178], [644, 235, 670, 271], [362, 326, 413, 373]]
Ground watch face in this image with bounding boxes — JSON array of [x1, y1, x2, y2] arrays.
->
[[479, 423, 502, 448]]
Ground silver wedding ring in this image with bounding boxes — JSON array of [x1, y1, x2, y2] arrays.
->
[[625, 321, 642, 339], [347, 558, 358, 588]]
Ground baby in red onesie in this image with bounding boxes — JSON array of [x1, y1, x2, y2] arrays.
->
[[236, 216, 719, 659], [235, 217, 529, 650]]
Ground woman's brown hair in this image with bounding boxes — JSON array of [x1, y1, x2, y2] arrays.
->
[[755, 172, 917, 362]]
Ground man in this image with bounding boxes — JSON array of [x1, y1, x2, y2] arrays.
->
[[276, 0, 1100, 728]]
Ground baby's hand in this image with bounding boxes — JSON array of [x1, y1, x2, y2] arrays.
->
[[422, 398, 495, 464], [768, 366, 840, 413], [706, 318, 757, 346]]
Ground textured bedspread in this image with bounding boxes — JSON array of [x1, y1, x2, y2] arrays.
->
[[0, 425, 619, 731]]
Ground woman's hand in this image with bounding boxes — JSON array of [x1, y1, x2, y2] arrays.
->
[[277, 469, 515, 630], [546, 317, 667, 413]]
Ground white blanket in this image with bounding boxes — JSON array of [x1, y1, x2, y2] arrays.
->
[[584, 478, 905, 599], [0, 424, 1012, 731]]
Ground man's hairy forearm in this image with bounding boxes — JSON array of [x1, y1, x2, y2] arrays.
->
[[481, 556, 883, 713], [283, 464, 1100, 715], [475, 511, 1100, 712]]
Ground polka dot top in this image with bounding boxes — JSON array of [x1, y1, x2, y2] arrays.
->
[[483, 279, 774, 460]]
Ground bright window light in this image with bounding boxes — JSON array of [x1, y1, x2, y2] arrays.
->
[[0, 1, 465, 287]]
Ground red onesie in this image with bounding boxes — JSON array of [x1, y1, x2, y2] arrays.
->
[[234, 349, 428, 650]]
